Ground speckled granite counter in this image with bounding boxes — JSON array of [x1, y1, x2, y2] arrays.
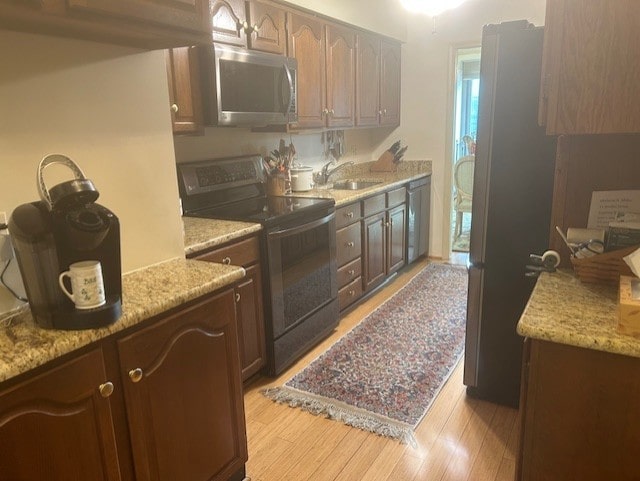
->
[[517, 270, 640, 358], [183, 217, 262, 257], [0, 258, 245, 383], [292, 160, 432, 206]]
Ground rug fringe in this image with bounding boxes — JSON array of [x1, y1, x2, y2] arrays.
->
[[262, 386, 418, 448]]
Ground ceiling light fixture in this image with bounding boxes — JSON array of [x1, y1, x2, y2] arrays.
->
[[400, 0, 468, 17]]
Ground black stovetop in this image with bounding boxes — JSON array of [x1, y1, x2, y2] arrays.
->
[[187, 195, 334, 226]]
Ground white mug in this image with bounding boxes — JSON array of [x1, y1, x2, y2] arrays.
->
[[58, 260, 106, 310]]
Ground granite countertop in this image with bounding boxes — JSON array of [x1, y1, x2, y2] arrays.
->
[[291, 160, 432, 206], [183, 217, 262, 257], [517, 270, 640, 358], [0, 258, 245, 384]]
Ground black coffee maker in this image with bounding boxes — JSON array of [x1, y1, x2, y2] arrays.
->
[[8, 154, 122, 330]]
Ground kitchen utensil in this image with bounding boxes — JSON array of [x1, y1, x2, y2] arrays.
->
[[394, 146, 408, 163]]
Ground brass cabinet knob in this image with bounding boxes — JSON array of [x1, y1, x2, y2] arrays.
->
[[330, 109, 335, 115], [385, 222, 390, 227], [378, 110, 383, 115], [322, 108, 329, 115], [171, 104, 179, 114], [348, 290, 355, 296], [383, 109, 387, 115], [348, 269, 355, 276], [222, 256, 231, 265], [347, 241, 355, 247], [235, 292, 241, 303], [99, 382, 114, 398], [346, 211, 354, 218], [128, 368, 144, 383]]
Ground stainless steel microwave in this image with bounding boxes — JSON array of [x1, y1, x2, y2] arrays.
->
[[199, 44, 297, 126]]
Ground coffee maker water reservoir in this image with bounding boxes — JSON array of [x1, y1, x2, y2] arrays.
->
[[8, 154, 122, 329]]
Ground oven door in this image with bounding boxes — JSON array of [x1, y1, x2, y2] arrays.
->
[[267, 210, 337, 340]]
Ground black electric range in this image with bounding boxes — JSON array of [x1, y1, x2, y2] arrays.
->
[[177, 155, 339, 376]]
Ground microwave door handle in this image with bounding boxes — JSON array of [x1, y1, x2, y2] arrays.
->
[[282, 64, 294, 117], [268, 212, 335, 240]]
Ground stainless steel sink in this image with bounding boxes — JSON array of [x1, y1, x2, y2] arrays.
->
[[331, 180, 382, 190]]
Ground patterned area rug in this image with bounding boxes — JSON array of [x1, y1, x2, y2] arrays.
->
[[263, 263, 468, 445]]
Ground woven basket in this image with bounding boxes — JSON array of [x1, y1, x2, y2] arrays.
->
[[570, 245, 638, 285]]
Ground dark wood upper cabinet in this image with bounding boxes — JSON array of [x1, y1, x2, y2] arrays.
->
[[209, 0, 247, 47], [0, 349, 121, 481], [287, 11, 327, 129], [286, 12, 356, 130], [356, 33, 401, 128], [248, 0, 287, 54], [209, 0, 286, 54], [539, 0, 640, 134], [379, 40, 401, 127], [166, 46, 204, 135], [0, 0, 211, 49], [356, 32, 381, 127], [325, 22, 356, 129]]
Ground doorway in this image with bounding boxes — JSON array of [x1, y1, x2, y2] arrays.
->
[[451, 47, 481, 254]]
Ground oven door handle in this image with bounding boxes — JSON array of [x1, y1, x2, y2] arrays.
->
[[268, 212, 335, 239]]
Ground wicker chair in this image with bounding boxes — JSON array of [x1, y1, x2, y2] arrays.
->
[[453, 155, 475, 239]]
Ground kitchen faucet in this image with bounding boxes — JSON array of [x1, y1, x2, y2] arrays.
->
[[317, 160, 355, 185]]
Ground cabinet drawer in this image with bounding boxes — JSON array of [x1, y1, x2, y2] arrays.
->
[[336, 222, 362, 266], [195, 236, 260, 267], [387, 187, 406, 208], [363, 193, 385, 217], [338, 277, 363, 311], [336, 202, 362, 229], [337, 257, 362, 288]]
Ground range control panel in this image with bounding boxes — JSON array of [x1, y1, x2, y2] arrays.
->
[[178, 155, 265, 195]]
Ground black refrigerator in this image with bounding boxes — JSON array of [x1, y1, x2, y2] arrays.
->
[[463, 20, 557, 407]]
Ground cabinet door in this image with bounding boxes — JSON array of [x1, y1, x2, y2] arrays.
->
[[0, 349, 121, 481], [540, 0, 640, 134], [117, 290, 247, 481], [66, 0, 210, 34], [236, 264, 267, 381], [287, 11, 326, 129], [248, 0, 287, 54], [380, 40, 401, 127], [363, 213, 386, 292], [166, 46, 203, 135], [356, 32, 381, 127], [209, 0, 248, 47], [325, 22, 356, 128], [387, 203, 406, 275]]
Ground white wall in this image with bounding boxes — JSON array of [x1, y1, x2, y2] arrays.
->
[[0, 30, 185, 275]]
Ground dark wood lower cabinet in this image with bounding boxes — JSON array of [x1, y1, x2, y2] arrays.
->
[[0, 288, 247, 481], [387, 203, 406, 275], [235, 264, 266, 380], [362, 211, 386, 291], [518, 339, 640, 481], [192, 235, 267, 382], [117, 290, 246, 481], [0, 349, 121, 481]]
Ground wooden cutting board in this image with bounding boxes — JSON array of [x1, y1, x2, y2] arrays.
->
[[370, 151, 397, 172]]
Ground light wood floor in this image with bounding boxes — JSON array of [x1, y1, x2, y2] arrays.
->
[[243, 257, 519, 481]]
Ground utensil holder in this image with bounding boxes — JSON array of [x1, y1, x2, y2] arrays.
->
[[267, 174, 289, 196]]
